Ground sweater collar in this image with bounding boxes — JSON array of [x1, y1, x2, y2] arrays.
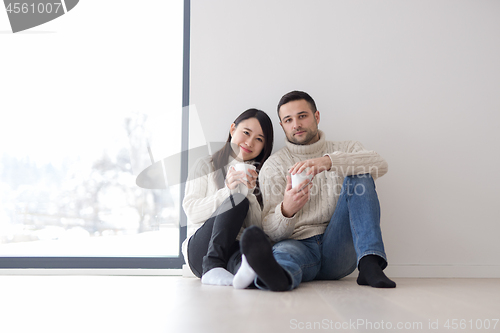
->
[[285, 130, 327, 156]]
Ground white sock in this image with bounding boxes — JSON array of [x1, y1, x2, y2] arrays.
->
[[201, 267, 234, 286], [233, 255, 257, 289]]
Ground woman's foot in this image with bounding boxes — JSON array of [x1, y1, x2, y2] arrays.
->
[[201, 267, 234, 286], [233, 254, 257, 289]]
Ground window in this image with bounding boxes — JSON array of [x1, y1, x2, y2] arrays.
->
[[0, 0, 189, 269]]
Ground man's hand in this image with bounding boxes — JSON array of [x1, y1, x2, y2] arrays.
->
[[288, 156, 332, 179], [281, 175, 313, 218]]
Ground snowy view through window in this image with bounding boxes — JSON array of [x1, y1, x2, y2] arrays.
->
[[0, 1, 184, 258]]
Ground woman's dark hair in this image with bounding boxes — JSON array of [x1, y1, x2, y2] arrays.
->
[[277, 90, 317, 120], [212, 108, 274, 207]]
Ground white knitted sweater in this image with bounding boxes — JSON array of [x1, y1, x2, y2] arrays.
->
[[181, 155, 262, 267], [259, 130, 388, 242]]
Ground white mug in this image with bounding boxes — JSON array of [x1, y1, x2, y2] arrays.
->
[[291, 170, 313, 189], [232, 163, 256, 195], [232, 163, 256, 182]]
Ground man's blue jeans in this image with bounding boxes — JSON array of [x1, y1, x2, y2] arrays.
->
[[263, 174, 387, 290]]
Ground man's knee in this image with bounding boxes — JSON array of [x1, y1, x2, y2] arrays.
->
[[343, 173, 375, 195], [347, 173, 373, 182]]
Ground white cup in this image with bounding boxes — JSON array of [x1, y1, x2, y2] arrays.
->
[[232, 163, 256, 182], [232, 164, 256, 195], [291, 170, 313, 189]]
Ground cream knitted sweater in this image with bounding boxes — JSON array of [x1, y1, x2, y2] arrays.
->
[[259, 130, 388, 242], [181, 155, 262, 267]]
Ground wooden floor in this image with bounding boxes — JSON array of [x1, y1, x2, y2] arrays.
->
[[1, 275, 499, 333]]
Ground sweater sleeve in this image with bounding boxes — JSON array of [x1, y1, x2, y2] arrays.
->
[[182, 158, 232, 226], [259, 159, 297, 242], [324, 141, 388, 179]]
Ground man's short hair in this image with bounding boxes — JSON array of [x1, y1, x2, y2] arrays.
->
[[277, 90, 317, 120]]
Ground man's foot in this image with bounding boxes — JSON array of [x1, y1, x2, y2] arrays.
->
[[357, 255, 396, 288], [201, 267, 234, 286], [233, 254, 257, 289], [240, 226, 290, 291]]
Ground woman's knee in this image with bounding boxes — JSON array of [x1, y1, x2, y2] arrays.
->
[[217, 193, 249, 217], [231, 193, 249, 211]]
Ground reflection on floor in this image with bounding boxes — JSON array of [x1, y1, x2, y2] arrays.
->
[[1, 275, 499, 333]]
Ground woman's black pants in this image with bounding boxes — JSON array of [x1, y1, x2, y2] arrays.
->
[[187, 193, 249, 278]]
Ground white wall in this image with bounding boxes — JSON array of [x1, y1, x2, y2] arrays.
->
[[190, 0, 500, 277]]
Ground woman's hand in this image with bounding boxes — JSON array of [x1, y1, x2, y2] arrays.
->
[[225, 167, 246, 190], [225, 167, 258, 190], [240, 169, 258, 190]]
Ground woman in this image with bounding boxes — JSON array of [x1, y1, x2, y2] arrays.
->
[[182, 108, 273, 286]]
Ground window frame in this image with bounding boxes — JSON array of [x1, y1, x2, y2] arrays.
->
[[0, 0, 190, 270]]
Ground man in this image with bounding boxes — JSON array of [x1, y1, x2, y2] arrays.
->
[[234, 90, 395, 291]]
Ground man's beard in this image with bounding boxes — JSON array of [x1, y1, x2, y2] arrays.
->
[[287, 127, 319, 145]]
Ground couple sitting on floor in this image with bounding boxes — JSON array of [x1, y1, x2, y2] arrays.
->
[[182, 90, 396, 291]]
